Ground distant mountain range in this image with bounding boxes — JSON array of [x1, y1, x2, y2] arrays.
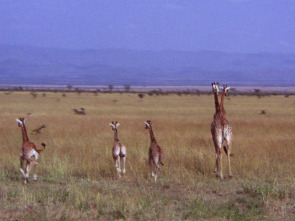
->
[[0, 45, 295, 86]]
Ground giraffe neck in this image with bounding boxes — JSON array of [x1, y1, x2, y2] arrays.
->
[[213, 89, 221, 114], [20, 124, 29, 142], [220, 89, 227, 115], [149, 127, 157, 143], [114, 129, 119, 142]]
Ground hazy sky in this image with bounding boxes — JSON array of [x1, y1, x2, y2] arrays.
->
[[1, 0, 295, 53]]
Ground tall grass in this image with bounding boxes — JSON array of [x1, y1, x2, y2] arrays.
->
[[0, 92, 295, 220]]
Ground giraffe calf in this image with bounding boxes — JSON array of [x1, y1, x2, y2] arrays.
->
[[145, 120, 164, 182], [16, 118, 46, 184], [210, 83, 233, 179], [109, 122, 127, 176]]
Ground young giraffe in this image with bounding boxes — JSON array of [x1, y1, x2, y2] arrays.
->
[[212, 82, 221, 117], [144, 120, 164, 182], [220, 85, 233, 176], [210, 83, 233, 179], [16, 117, 46, 184], [109, 121, 127, 176], [211, 82, 221, 176], [220, 85, 231, 116]]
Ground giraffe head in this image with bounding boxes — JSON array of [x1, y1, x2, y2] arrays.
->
[[16, 117, 26, 127], [211, 82, 220, 93], [109, 121, 120, 130], [223, 85, 231, 96], [144, 120, 152, 129]]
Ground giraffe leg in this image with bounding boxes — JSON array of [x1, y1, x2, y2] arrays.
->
[[33, 153, 39, 181], [213, 134, 223, 179], [20, 160, 29, 184], [151, 164, 155, 177], [214, 153, 218, 175], [117, 157, 121, 174], [218, 148, 224, 180], [19, 168, 26, 182], [122, 156, 126, 174], [149, 157, 154, 177], [212, 131, 222, 176], [224, 131, 233, 178], [227, 150, 232, 178], [155, 165, 160, 182], [152, 163, 158, 182], [19, 156, 26, 179], [33, 160, 38, 181], [114, 158, 118, 169], [225, 144, 232, 177], [153, 157, 159, 182], [24, 161, 32, 184], [114, 158, 119, 176]]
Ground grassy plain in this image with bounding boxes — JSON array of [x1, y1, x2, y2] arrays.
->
[[0, 91, 295, 220]]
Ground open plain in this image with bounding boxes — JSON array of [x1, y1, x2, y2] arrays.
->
[[0, 91, 295, 220]]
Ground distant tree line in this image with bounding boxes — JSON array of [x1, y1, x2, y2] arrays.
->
[[1, 85, 295, 97]]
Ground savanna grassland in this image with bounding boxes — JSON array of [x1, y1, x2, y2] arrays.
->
[[0, 91, 295, 220]]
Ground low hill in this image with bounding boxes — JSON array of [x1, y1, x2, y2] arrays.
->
[[1, 45, 295, 86]]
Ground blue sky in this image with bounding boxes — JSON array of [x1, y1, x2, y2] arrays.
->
[[1, 0, 295, 53]]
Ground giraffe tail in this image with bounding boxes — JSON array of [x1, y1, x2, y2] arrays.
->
[[223, 145, 233, 156], [223, 145, 228, 155], [159, 155, 164, 166], [37, 142, 46, 153]]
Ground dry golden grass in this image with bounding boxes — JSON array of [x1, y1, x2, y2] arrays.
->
[[0, 91, 295, 220]]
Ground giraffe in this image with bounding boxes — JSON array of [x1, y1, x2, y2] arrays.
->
[[212, 82, 221, 117], [210, 83, 233, 179], [144, 120, 164, 182], [109, 121, 127, 176], [220, 85, 231, 116], [16, 117, 46, 184]]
